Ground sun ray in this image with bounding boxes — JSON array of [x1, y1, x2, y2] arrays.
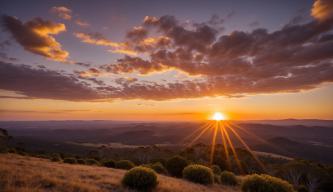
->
[[220, 122, 243, 173], [228, 121, 288, 154], [181, 122, 212, 144], [225, 122, 266, 171], [186, 122, 213, 147], [209, 121, 219, 165], [218, 121, 231, 169]]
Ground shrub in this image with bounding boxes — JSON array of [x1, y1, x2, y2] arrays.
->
[[63, 157, 77, 164], [50, 153, 62, 162], [182, 164, 214, 185], [241, 174, 295, 192], [8, 148, 17, 153], [122, 166, 158, 191], [77, 159, 86, 164], [85, 159, 100, 165], [211, 164, 221, 175], [220, 171, 238, 186], [151, 162, 168, 175], [115, 160, 135, 170], [102, 159, 116, 168], [166, 156, 188, 177], [214, 174, 221, 184]]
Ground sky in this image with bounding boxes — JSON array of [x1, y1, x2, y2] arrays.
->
[[0, 0, 333, 121]]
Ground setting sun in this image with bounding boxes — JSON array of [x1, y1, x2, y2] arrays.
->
[[211, 112, 227, 121]]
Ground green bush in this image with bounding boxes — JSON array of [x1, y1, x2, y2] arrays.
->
[[166, 156, 188, 177], [211, 165, 221, 175], [241, 174, 295, 192], [63, 157, 77, 164], [115, 160, 135, 170], [85, 159, 100, 165], [220, 171, 238, 186], [151, 162, 168, 175], [102, 159, 116, 168], [122, 166, 158, 191], [77, 159, 86, 164], [182, 164, 214, 185]]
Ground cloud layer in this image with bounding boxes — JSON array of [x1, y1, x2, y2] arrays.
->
[[90, 0, 333, 99], [0, 61, 102, 101], [2, 16, 69, 61], [1, 0, 333, 101]]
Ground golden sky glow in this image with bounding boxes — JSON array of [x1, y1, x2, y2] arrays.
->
[[0, 84, 332, 121]]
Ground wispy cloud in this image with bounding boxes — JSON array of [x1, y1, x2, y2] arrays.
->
[[50, 6, 72, 20]]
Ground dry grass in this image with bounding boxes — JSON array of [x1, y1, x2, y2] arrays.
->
[[0, 154, 240, 192]]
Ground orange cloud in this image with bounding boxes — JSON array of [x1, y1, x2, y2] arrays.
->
[[2, 16, 69, 62], [74, 32, 137, 56], [51, 6, 72, 20], [311, 0, 333, 21], [76, 67, 101, 78]]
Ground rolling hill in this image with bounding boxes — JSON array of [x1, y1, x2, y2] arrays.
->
[[0, 153, 240, 192]]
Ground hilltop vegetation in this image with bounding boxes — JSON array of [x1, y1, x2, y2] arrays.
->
[[0, 154, 239, 192]]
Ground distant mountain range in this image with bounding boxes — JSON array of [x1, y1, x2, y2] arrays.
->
[[1, 120, 332, 163]]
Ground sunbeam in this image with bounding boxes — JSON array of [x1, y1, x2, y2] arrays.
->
[[220, 122, 243, 173], [181, 122, 212, 144], [209, 121, 219, 164], [225, 122, 266, 171], [186, 122, 213, 147], [218, 121, 231, 169], [228, 121, 288, 154]]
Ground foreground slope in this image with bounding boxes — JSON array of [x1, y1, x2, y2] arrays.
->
[[0, 154, 240, 192]]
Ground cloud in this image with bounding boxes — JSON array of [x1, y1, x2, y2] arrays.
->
[[75, 19, 90, 27], [0, 61, 104, 101], [312, 0, 333, 21], [126, 26, 148, 41], [1, 0, 333, 101], [0, 109, 91, 114], [75, 67, 101, 77], [94, 1, 333, 99], [0, 52, 18, 62], [51, 6, 72, 20], [2, 15, 69, 62], [75, 62, 91, 67], [74, 32, 137, 56]]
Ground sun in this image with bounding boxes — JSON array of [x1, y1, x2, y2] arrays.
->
[[211, 112, 227, 121]]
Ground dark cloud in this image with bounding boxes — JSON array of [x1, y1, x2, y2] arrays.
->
[[75, 62, 91, 67], [2, 1, 333, 101], [74, 32, 137, 56], [0, 52, 18, 62], [93, 0, 333, 99], [0, 61, 103, 101], [2, 15, 69, 61], [126, 26, 148, 41]]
